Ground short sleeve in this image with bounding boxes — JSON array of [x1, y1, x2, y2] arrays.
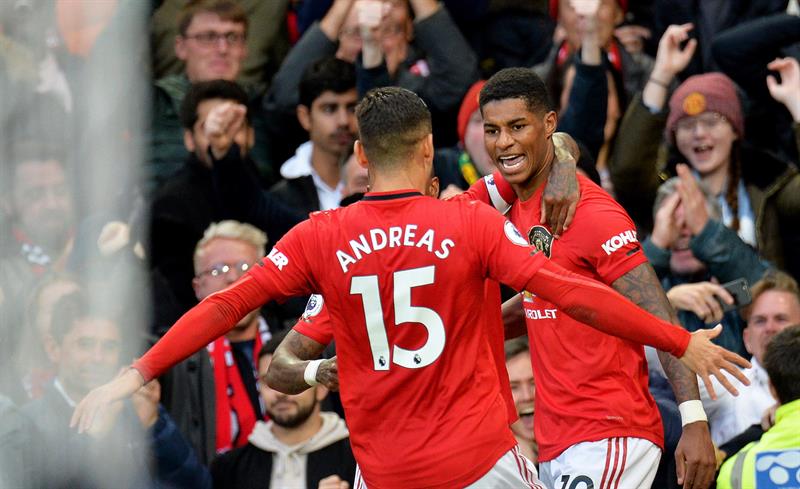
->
[[577, 200, 648, 284], [292, 294, 334, 345], [248, 219, 317, 299]]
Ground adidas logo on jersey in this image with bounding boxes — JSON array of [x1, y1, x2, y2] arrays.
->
[[601, 230, 638, 255]]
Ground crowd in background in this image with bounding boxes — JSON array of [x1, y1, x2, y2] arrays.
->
[[1, 0, 800, 488]]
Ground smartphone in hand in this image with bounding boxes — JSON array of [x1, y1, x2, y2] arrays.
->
[[718, 278, 752, 313]]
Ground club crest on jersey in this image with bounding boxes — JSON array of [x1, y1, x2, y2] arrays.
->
[[522, 291, 536, 302], [504, 221, 529, 247], [528, 226, 553, 258], [301, 294, 324, 321]]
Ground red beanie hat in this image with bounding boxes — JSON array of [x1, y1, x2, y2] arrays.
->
[[549, 0, 628, 19], [457, 80, 486, 144], [665, 72, 744, 141]]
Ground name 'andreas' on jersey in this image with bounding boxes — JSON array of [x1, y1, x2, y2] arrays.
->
[[336, 224, 455, 273]]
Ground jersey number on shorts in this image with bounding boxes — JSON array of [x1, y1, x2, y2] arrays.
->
[[350, 265, 445, 371]]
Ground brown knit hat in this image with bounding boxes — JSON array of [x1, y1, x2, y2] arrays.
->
[[665, 72, 744, 142]]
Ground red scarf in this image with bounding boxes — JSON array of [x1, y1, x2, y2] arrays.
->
[[207, 320, 270, 453]]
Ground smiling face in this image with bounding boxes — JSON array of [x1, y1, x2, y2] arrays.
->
[[674, 112, 737, 179], [507, 351, 535, 442], [482, 98, 557, 200]]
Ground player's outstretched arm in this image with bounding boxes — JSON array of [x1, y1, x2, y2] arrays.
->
[[612, 262, 717, 489], [267, 330, 337, 395]]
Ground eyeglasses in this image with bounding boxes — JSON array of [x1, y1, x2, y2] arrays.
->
[[675, 112, 728, 133], [184, 31, 246, 47], [197, 261, 251, 278]]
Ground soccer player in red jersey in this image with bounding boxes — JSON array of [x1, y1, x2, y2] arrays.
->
[[72, 87, 749, 489], [479, 67, 729, 489]]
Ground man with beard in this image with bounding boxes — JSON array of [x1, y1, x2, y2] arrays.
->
[[211, 332, 355, 489], [270, 57, 358, 215]]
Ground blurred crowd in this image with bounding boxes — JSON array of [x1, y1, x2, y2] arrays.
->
[[1, 0, 799, 488]]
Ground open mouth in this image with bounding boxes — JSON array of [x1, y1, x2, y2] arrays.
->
[[692, 144, 713, 158], [498, 154, 526, 172]]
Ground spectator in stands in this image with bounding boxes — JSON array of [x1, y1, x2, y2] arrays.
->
[[712, 14, 800, 164], [24, 290, 209, 489], [270, 57, 358, 215], [150, 0, 290, 86], [150, 80, 300, 314], [149, 0, 273, 190], [160, 220, 273, 463], [611, 24, 800, 280], [717, 325, 800, 489], [643, 169, 770, 357], [357, 0, 478, 146], [211, 333, 356, 488], [705, 272, 800, 452], [504, 337, 538, 465], [0, 393, 40, 489]]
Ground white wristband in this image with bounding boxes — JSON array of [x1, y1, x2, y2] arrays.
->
[[678, 400, 708, 427], [304, 359, 323, 387]]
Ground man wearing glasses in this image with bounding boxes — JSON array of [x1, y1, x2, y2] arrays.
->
[[159, 220, 273, 464], [150, 1, 275, 191]]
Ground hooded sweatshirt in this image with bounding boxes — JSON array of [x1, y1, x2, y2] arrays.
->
[[247, 412, 350, 488]]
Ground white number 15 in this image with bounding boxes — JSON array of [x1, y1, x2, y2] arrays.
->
[[350, 265, 446, 370]]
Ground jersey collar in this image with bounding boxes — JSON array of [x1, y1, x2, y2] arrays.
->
[[362, 189, 423, 201]]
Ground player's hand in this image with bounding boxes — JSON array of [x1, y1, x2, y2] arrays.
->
[[676, 164, 709, 236], [675, 421, 716, 489], [651, 23, 697, 83], [319, 474, 350, 489], [767, 57, 800, 121], [679, 325, 751, 400], [650, 191, 682, 249], [542, 133, 580, 238], [666, 282, 734, 324], [204, 101, 247, 160], [317, 357, 340, 392], [70, 368, 145, 434]]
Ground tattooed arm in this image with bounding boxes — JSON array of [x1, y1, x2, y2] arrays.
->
[[266, 329, 338, 394], [612, 262, 717, 489]]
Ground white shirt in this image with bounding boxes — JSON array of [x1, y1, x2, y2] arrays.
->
[[700, 357, 776, 446], [280, 141, 344, 211]]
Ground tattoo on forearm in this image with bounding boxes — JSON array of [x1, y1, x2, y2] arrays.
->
[[268, 330, 326, 395], [612, 263, 700, 403]]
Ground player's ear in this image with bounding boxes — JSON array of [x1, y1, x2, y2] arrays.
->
[[354, 140, 369, 169], [421, 134, 434, 161], [544, 110, 557, 139]]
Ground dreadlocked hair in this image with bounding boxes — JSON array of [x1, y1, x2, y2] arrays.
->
[[725, 140, 742, 232]]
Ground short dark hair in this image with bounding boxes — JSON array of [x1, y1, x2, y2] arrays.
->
[[764, 325, 800, 405], [504, 337, 529, 361], [2, 140, 67, 195], [479, 67, 554, 115], [298, 57, 357, 109], [742, 271, 800, 322], [356, 87, 432, 167], [177, 0, 248, 37], [179, 80, 250, 129]]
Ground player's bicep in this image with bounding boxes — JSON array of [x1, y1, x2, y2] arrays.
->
[[582, 206, 646, 283], [277, 329, 328, 361]]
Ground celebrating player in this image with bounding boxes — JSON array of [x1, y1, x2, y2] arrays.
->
[[72, 87, 749, 489]]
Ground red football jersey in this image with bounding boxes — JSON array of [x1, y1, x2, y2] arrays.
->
[[509, 174, 663, 461], [134, 183, 691, 488]]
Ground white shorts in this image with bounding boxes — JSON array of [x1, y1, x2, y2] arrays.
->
[[353, 445, 545, 489], [539, 437, 661, 489]]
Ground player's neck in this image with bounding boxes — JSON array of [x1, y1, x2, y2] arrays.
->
[[368, 170, 427, 194], [271, 410, 324, 445]]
